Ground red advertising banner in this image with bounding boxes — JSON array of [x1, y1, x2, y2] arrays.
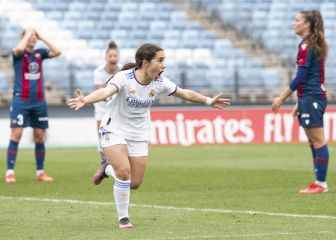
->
[[150, 107, 336, 145]]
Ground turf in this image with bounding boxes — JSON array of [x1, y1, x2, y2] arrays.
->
[[0, 144, 335, 240]]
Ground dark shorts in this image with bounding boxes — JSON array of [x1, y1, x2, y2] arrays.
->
[[297, 96, 327, 129], [10, 98, 49, 129]]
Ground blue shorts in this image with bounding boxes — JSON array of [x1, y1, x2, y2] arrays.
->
[[10, 98, 49, 129], [297, 96, 327, 128]]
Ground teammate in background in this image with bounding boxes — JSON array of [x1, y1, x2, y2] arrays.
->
[[68, 43, 230, 229], [272, 10, 329, 194], [5, 28, 61, 183], [93, 40, 119, 168]]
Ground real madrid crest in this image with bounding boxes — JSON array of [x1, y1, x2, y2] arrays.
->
[[149, 89, 155, 97]]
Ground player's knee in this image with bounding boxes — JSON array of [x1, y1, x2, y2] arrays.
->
[[34, 135, 45, 143], [10, 129, 23, 142], [115, 167, 130, 181], [310, 137, 325, 148], [312, 141, 325, 149], [33, 132, 45, 143]]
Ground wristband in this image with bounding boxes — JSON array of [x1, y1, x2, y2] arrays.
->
[[205, 97, 213, 106]]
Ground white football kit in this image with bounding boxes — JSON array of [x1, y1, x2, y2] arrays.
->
[[99, 68, 177, 156], [93, 64, 118, 121]]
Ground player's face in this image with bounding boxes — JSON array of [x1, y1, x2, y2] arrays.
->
[[146, 50, 165, 80], [105, 49, 119, 67], [293, 13, 309, 37], [27, 32, 38, 48]]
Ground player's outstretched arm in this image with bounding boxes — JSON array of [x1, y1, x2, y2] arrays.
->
[[173, 88, 230, 109], [68, 85, 117, 110], [12, 28, 34, 56], [36, 30, 61, 58]]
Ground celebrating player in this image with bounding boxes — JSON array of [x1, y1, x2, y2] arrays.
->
[[68, 43, 230, 228], [5, 28, 61, 183], [272, 10, 329, 194]]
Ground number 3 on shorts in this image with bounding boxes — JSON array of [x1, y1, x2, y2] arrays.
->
[[17, 114, 24, 126]]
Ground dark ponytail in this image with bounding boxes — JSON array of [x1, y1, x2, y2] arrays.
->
[[121, 62, 136, 71], [301, 10, 328, 59]]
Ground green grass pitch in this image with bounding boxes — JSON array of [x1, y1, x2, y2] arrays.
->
[[0, 144, 335, 240]]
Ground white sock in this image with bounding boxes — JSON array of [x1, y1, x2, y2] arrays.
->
[[113, 177, 131, 220], [315, 181, 328, 189], [36, 170, 44, 176], [105, 164, 116, 178], [6, 169, 14, 176]]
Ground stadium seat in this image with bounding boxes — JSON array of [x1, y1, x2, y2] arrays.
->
[[1, 0, 334, 99]]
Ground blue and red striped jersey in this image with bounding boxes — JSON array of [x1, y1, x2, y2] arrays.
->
[[296, 42, 326, 98], [12, 48, 50, 102]]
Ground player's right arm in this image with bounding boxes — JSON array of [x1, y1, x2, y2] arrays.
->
[[12, 29, 34, 56], [271, 65, 308, 113], [291, 102, 298, 116], [272, 49, 310, 113], [68, 85, 117, 111]]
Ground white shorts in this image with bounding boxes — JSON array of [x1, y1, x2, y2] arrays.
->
[[100, 131, 149, 157]]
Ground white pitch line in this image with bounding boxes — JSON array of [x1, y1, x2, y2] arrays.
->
[[0, 195, 336, 220], [136, 231, 334, 240]]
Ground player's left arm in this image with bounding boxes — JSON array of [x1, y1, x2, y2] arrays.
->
[[36, 31, 61, 58], [173, 87, 230, 109]]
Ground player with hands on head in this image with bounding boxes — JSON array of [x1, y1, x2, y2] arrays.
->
[[5, 28, 61, 183]]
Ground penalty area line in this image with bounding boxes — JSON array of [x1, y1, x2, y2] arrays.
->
[[0, 195, 336, 220], [136, 231, 334, 240]]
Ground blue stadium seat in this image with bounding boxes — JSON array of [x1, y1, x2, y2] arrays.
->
[[4, 0, 333, 95]]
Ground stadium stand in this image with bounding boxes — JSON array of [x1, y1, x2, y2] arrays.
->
[[0, 0, 335, 103], [188, 0, 336, 95]]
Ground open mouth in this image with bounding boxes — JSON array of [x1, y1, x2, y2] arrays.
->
[[154, 71, 164, 80], [155, 70, 163, 80]]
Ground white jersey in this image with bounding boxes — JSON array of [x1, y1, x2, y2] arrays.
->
[[93, 64, 118, 120], [101, 68, 177, 141], [94, 65, 112, 86]]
